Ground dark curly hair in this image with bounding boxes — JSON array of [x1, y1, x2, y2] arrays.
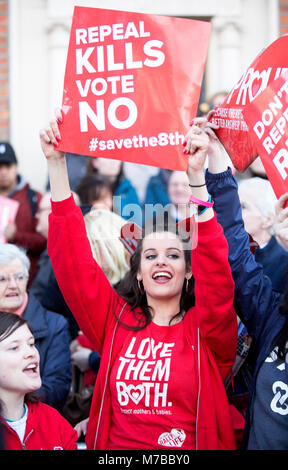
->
[[0, 311, 40, 404]]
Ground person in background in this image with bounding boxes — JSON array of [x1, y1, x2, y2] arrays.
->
[[197, 91, 228, 117], [75, 172, 113, 214], [167, 171, 193, 222], [29, 192, 54, 300], [86, 157, 142, 226], [30, 191, 80, 340], [0, 311, 78, 450], [145, 171, 193, 228], [144, 168, 171, 208], [0, 142, 46, 284], [0, 243, 71, 410], [274, 192, 288, 249], [238, 177, 288, 293]]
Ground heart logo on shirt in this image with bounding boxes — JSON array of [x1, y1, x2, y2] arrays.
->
[[127, 384, 145, 404], [158, 428, 186, 447]]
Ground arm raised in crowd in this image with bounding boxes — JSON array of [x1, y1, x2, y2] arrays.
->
[[39, 109, 120, 353], [184, 125, 236, 377], [39, 109, 71, 202]]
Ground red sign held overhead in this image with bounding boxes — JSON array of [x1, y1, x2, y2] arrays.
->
[[242, 76, 288, 199], [57, 6, 211, 171], [210, 35, 288, 172]]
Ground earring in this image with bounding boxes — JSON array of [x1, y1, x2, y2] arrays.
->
[[185, 278, 189, 293], [138, 280, 144, 295]]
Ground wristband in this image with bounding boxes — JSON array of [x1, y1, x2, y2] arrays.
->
[[198, 206, 209, 216], [189, 183, 206, 188], [189, 194, 214, 208]]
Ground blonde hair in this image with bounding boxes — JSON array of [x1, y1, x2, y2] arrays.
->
[[84, 209, 130, 285]]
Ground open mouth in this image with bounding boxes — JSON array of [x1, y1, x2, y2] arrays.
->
[[5, 292, 19, 298], [23, 363, 39, 377], [152, 271, 172, 283]]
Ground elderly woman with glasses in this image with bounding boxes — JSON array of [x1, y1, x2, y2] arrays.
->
[[0, 243, 72, 411]]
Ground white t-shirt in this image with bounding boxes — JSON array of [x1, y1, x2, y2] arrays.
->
[[5, 404, 28, 443]]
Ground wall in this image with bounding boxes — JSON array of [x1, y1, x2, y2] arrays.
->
[[280, 0, 288, 33], [0, 0, 8, 140]]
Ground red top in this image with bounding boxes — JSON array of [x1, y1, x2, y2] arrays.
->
[[48, 195, 238, 450], [108, 320, 197, 449], [2, 401, 78, 450]]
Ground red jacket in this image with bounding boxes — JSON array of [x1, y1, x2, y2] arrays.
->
[[2, 401, 78, 450], [9, 179, 46, 283], [48, 195, 237, 450]]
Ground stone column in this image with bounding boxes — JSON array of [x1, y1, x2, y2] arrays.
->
[[45, 19, 70, 118], [209, 16, 243, 97]]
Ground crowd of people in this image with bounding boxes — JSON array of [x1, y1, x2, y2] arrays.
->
[[0, 89, 287, 452]]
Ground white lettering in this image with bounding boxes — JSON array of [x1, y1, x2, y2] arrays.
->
[[273, 148, 288, 179]]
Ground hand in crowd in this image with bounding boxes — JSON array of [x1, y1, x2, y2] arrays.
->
[[184, 112, 229, 175], [71, 346, 92, 372], [74, 417, 89, 438], [183, 117, 209, 174], [39, 108, 65, 161], [3, 223, 16, 242], [70, 338, 92, 372], [274, 192, 288, 250]]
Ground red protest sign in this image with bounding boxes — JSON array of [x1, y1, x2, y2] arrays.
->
[[57, 6, 211, 171], [0, 196, 19, 243], [210, 35, 288, 172], [242, 76, 288, 199]]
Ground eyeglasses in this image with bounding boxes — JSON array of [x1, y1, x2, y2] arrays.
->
[[0, 273, 28, 285]]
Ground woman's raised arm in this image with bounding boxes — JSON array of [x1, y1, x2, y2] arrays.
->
[[39, 108, 71, 202]]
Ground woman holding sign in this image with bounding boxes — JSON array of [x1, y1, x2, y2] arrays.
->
[[185, 116, 288, 450], [39, 109, 237, 450]]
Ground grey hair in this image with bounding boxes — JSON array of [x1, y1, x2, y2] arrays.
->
[[239, 177, 277, 217], [239, 177, 277, 235], [0, 244, 30, 276]]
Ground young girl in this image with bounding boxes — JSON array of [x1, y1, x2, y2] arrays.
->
[[0, 311, 78, 450], [39, 109, 237, 450]]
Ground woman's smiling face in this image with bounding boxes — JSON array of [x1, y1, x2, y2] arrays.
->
[[0, 324, 41, 397], [137, 231, 191, 302]]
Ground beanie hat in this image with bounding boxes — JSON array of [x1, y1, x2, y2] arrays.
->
[[0, 142, 17, 164]]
